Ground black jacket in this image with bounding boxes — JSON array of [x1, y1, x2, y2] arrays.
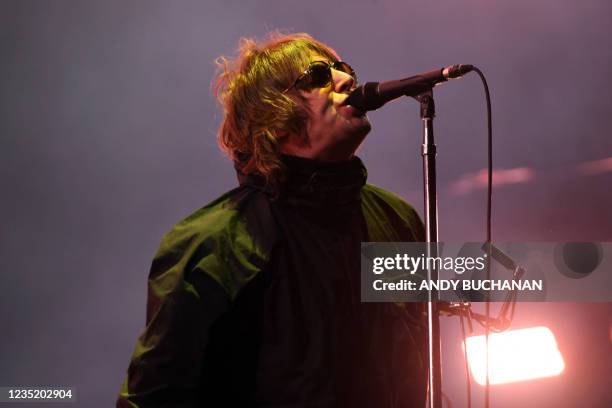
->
[[118, 155, 427, 407]]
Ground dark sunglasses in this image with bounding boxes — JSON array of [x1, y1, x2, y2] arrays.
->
[[283, 60, 357, 93]]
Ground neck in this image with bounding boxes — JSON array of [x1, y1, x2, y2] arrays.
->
[[278, 135, 360, 162]]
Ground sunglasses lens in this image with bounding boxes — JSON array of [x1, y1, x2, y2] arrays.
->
[[289, 60, 356, 92], [307, 62, 332, 88], [334, 61, 356, 81]]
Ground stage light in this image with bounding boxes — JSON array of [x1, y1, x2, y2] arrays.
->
[[578, 156, 612, 175], [463, 326, 565, 385], [451, 167, 534, 195]]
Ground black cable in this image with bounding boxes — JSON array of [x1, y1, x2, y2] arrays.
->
[[459, 308, 472, 408], [472, 66, 493, 408]]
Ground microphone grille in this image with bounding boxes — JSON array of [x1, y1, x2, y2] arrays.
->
[[346, 82, 383, 111], [443, 64, 474, 79]]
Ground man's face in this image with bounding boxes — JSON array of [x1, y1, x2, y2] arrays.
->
[[282, 53, 372, 161]]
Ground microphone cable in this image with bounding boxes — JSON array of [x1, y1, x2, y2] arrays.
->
[[474, 66, 493, 408], [459, 306, 472, 408], [455, 66, 493, 408]]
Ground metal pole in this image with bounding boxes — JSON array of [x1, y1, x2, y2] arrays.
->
[[417, 90, 442, 408]]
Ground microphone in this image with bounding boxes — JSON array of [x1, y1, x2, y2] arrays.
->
[[346, 64, 474, 111]]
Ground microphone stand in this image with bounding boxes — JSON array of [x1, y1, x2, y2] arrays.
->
[[415, 89, 443, 408]]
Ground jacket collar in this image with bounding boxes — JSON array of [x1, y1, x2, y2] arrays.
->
[[237, 155, 367, 208]]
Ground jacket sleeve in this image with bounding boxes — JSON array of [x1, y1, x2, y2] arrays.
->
[[117, 194, 275, 407], [116, 236, 231, 407]]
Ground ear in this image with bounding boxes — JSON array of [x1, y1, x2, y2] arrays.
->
[[274, 128, 289, 141]]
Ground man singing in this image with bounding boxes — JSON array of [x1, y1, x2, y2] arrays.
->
[[118, 32, 427, 407]]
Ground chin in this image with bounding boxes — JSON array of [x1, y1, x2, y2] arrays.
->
[[349, 116, 372, 137], [340, 122, 371, 154]]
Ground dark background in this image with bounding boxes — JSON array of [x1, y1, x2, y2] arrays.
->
[[1, 1, 611, 407]]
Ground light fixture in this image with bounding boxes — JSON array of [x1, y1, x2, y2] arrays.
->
[[464, 326, 565, 385]]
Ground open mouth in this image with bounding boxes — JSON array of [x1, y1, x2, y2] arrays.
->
[[338, 94, 367, 118], [339, 104, 366, 118]]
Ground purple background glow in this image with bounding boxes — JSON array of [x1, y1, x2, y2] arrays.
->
[[1, 1, 611, 406]]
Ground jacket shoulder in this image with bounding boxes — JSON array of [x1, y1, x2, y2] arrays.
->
[[151, 186, 278, 302], [361, 184, 425, 242]]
